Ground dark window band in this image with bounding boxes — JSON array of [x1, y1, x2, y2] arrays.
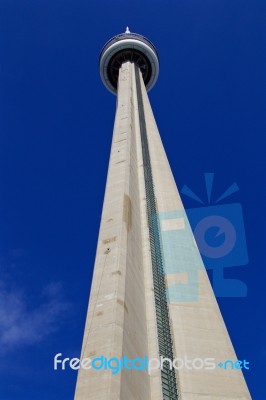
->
[[134, 64, 179, 400]]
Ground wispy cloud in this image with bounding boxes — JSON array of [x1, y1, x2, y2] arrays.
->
[[0, 279, 70, 352]]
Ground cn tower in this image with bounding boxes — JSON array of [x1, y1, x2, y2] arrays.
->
[[74, 28, 251, 400]]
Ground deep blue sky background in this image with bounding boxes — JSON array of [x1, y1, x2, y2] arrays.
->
[[0, 0, 265, 399]]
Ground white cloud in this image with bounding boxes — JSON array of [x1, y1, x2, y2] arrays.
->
[[0, 279, 70, 352]]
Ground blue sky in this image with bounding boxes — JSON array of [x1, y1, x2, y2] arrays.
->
[[0, 0, 265, 398]]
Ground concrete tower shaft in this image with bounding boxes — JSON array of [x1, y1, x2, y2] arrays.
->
[[74, 31, 251, 400]]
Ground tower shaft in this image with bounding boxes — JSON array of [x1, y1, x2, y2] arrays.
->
[[75, 62, 251, 400]]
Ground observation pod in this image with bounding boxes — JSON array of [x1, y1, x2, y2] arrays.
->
[[99, 27, 159, 94]]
